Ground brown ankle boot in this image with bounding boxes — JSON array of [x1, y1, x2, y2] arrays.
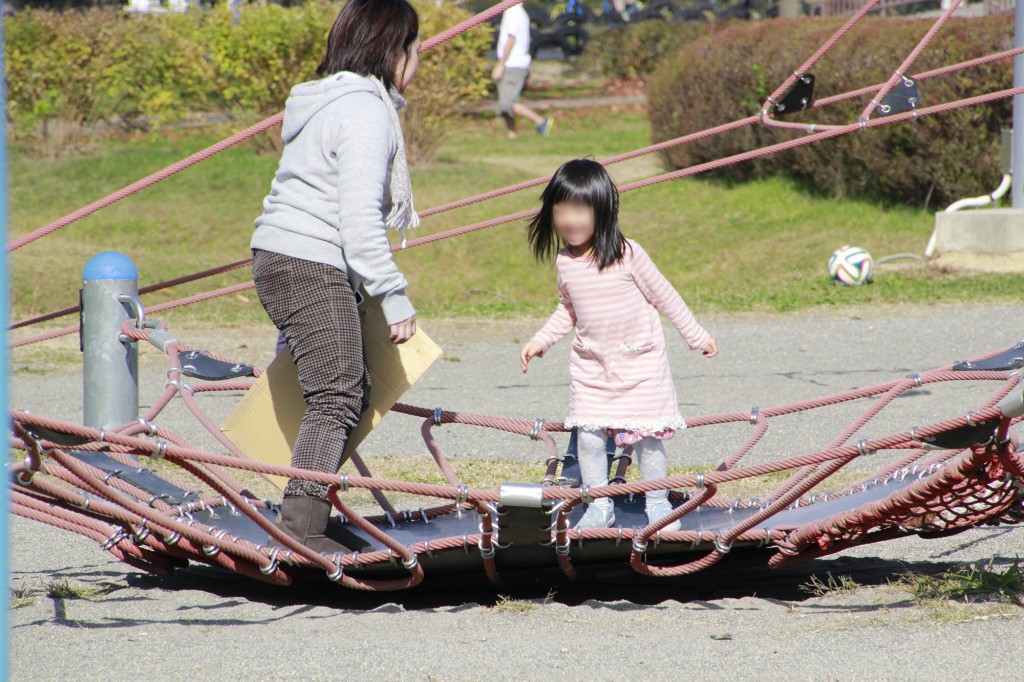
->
[[274, 496, 349, 555]]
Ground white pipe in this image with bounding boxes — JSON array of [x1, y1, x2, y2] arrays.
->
[[944, 173, 1012, 213], [925, 173, 1012, 258]]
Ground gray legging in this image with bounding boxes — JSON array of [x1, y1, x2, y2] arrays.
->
[[252, 249, 371, 499]]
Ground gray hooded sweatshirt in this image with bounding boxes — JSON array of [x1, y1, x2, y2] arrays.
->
[[251, 72, 415, 325]]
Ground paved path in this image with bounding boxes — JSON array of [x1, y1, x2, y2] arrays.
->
[[8, 304, 1024, 680]]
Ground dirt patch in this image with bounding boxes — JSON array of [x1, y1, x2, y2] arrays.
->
[[930, 251, 1024, 274]]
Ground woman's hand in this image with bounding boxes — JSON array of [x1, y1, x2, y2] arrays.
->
[[520, 340, 545, 373], [491, 62, 505, 82], [389, 315, 417, 344], [700, 337, 719, 358]]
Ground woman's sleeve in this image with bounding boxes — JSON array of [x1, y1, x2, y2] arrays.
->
[[531, 276, 575, 352], [333, 93, 415, 325], [630, 243, 710, 350]]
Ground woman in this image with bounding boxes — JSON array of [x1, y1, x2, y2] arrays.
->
[[251, 0, 421, 554]]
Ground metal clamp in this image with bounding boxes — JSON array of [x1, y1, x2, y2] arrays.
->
[[632, 538, 648, 554], [260, 548, 281, 576], [856, 439, 873, 457], [906, 373, 923, 388], [327, 555, 344, 582], [338, 472, 350, 493], [696, 472, 705, 489], [749, 407, 760, 425], [965, 412, 976, 427], [713, 531, 733, 554], [530, 419, 545, 440], [477, 539, 496, 560], [433, 407, 444, 426], [579, 485, 594, 504], [137, 418, 158, 436], [100, 528, 128, 551]]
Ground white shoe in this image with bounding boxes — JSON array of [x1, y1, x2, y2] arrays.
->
[[646, 499, 680, 531], [575, 503, 616, 529]]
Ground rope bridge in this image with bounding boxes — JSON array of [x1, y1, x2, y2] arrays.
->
[[7, 0, 1024, 589]]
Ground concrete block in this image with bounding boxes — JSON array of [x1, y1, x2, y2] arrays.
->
[[932, 209, 1024, 254]]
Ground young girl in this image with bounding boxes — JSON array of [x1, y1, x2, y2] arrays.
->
[[520, 159, 718, 530]]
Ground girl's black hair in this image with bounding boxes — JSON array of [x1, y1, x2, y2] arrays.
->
[[527, 158, 627, 271], [316, 0, 420, 90]]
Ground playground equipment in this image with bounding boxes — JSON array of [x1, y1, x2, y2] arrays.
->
[[8, 0, 1024, 591]]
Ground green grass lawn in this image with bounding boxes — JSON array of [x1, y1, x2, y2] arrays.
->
[[9, 106, 1022, 330]]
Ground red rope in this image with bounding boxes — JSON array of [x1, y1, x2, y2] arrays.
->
[[6, 0, 524, 254], [12, 84, 1024, 349], [859, 0, 963, 121]]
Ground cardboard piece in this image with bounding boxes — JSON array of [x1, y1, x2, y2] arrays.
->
[[221, 292, 442, 489]]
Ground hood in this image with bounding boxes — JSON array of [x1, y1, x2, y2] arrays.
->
[[280, 72, 408, 143]]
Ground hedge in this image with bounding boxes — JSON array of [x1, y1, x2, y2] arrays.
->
[[582, 20, 710, 82], [3, 1, 492, 160], [646, 17, 1013, 207]]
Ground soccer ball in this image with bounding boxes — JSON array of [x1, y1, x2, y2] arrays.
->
[[828, 246, 873, 286]]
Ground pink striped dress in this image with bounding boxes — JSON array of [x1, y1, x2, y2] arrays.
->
[[530, 239, 710, 443]]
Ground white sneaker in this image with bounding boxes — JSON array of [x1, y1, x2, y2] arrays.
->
[[646, 499, 681, 531], [575, 503, 616, 529]]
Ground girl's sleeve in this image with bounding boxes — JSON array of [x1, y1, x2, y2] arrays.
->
[[630, 243, 710, 351], [530, 276, 575, 352], [332, 93, 414, 325]]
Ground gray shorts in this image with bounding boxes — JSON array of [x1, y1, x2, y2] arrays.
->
[[497, 67, 529, 116]]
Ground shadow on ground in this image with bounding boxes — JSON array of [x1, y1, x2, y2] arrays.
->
[[108, 546, 1019, 612]]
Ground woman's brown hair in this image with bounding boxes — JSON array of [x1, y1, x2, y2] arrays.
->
[[316, 0, 420, 89]]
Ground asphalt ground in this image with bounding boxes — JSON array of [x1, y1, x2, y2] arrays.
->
[[8, 303, 1024, 681]]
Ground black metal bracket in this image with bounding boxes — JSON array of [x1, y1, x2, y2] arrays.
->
[[917, 418, 999, 450], [877, 77, 921, 116], [953, 340, 1024, 372], [767, 73, 815, 117], [178, 350, 255, 381]]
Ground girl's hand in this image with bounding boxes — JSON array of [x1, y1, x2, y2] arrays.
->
[[520, 340, 545, 373], [700, 337, 718, 358], [491, 62, 505, 82], [389, 315, 417, 344]]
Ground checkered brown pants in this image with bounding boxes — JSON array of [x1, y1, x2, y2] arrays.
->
[[252, 249, 370, 499]]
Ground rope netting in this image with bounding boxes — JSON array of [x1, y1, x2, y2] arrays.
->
[[9, 322, 1024, 588], [7, 1, 1024, 589]]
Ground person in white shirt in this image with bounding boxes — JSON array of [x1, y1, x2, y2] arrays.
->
[[491, 4, 552, 139]]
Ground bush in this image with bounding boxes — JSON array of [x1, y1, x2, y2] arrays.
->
[[4, 8, 210, 154], [582, 20, 711, 81], [646, 17, 1013, 207], [3, 1, 492, 162]]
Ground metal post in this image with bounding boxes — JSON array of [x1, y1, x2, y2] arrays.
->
[[1013, 0, 1024, 207], [82, 252, 140, 429]]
